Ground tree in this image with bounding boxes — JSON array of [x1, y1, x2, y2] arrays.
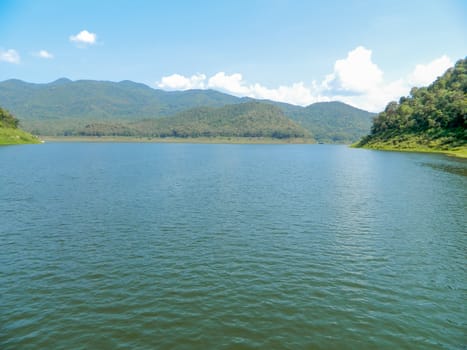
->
[[0, 107, 19, 128]]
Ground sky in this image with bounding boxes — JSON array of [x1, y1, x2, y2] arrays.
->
[[0, 0, 466, 112]]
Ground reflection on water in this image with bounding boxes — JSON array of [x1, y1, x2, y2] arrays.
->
[[421, 156, 467, 177]]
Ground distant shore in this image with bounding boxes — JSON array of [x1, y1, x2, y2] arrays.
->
[[41, 136, 315, 144]]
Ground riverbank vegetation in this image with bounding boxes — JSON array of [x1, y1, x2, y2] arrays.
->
[[356, 58, 466, 156]]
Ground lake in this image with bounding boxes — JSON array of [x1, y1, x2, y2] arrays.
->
[[0, 143, 465, 349]]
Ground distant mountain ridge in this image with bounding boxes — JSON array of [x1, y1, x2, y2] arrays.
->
[[0, 78, 241, 120], [281, 101, 374, 143], [0, 78, 375, 142]]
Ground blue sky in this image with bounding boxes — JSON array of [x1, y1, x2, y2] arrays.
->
[[0, 0, 466, 111]]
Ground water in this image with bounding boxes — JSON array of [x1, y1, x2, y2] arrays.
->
[[0, 143, 465, 349]]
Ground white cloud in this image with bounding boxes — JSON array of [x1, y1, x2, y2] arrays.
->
[[323, 48, 453, 111], [208, 72, 250, 95], [331, 46, 383, 93], [206, 72, 328, 105], [157, 73, 206, 90], [0, 49, 20, 64], [69, 30, 97, 46], [408, 55, 453, 86], [155, 49, 454, 112], [156, 70, 346, 108], [35, 50, 54, 59], [321, 46, 408, 111], [249, 82, 326, 106], [330, 79, 408, 112]]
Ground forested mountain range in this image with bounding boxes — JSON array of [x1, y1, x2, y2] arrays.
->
[[79, 102, 311, 139], [357, 58, 466, 153], [0, 78, 374, 142]]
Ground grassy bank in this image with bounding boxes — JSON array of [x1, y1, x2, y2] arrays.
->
[[353, 132, 467, 158], [356, 143, 467, 158], [42, 136, 315, 144], [0, 127, 41, 145]]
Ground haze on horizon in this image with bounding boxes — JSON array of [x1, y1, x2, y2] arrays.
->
[[0, 0, 466, 112]]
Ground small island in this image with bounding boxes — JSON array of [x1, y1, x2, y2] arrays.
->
[[0, 107, 40, 145], [355, 58, 466, 157]]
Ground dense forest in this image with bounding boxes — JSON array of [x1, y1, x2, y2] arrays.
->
[[0, 107, 19, 129], [69, 102, 312, 139], [283, 101, 374, 143], [0, 79, 373, 142], [0, 107, 39, 144], [357, 58, 466, 152]]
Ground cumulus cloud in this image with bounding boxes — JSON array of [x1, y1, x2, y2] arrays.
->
[[207, 74, 327, 105], [408, 55, 453, 86], [248, 82, 327, 106], [69, 30, 97, 46], [331, 46, 383, 93], [330, 79, 408, 112], [322, 46, 409, 111], [208, 72, 250, 95], [157, 73, 206, 90], [156, 48, 454, 112], [0, 49, 20, 64], [322, 48, 452, 111], [157, 72, 327, 106], [34, 50, 54, 59]]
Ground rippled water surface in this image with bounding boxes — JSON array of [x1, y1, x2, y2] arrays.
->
[[1, 143, 466, 349]]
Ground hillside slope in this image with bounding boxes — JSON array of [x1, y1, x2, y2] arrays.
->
[[0, 107, 40, 145], [76, 102, 313, 139], [283, 101, 374, 143], [356, 58, 466, 155]]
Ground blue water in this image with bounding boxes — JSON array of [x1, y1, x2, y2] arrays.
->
[[1, 143, 466, 349]]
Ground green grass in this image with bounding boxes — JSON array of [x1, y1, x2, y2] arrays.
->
[[353, 132, 467, 158], [356, 143, 467, 158], [0, 127, 41, 145]]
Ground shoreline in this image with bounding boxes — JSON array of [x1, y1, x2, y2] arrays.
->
[[353, 144, 467, 158], [0, 127, 41, 145], [22, 136, 467, 158], [40, 136, 316, 145]]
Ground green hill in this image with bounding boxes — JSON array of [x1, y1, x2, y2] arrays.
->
[[74, 102, 312, 140], [356, 58, 466, 156], [0, 107, 40, 145], [0, 78, 374, 142], [281, 101, 374, 143]]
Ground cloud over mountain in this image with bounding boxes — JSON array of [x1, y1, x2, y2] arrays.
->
[[156, 47, 453, 112]]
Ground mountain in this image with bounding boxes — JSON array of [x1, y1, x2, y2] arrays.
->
[[356, 58, 466, 156], [78, 102, 312, 139], [0, 79, 240, 120], [0, 107, 40, 145], [0, 78, 374, 142], [280, 101, 375, 143]]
